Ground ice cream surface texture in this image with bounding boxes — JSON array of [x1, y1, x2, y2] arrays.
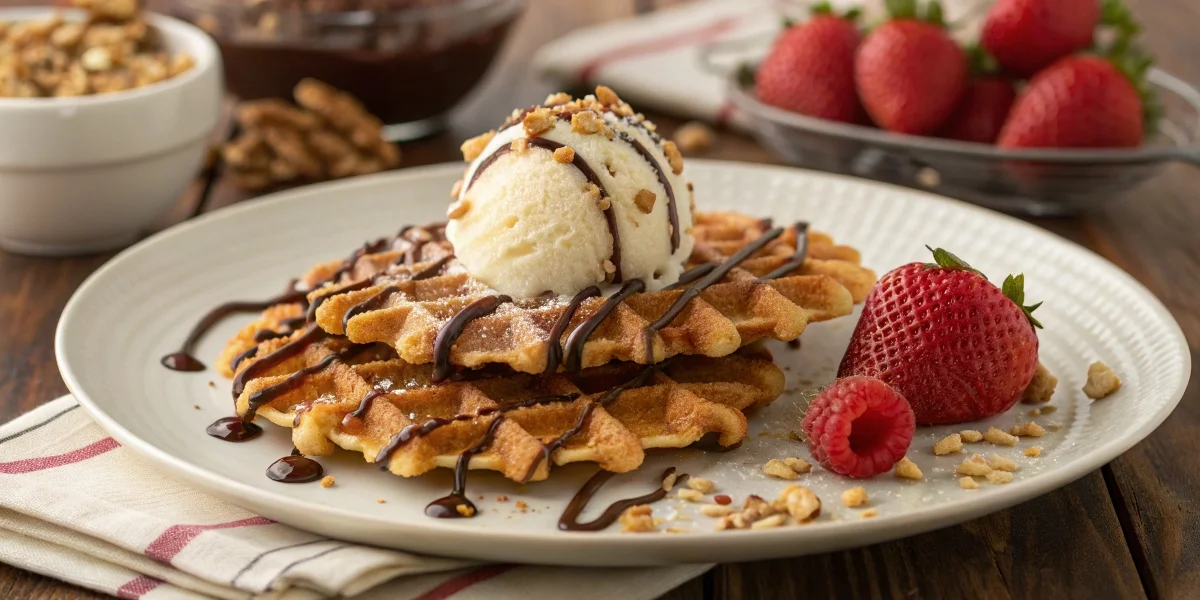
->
[[445, 87, 695, 298]]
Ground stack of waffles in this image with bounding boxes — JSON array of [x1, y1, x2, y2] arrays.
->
[[219, 211, 876, 484]]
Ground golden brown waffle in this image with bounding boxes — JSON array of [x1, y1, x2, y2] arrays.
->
[[233, 334, 784, 483], [266, 213, 875, 378]]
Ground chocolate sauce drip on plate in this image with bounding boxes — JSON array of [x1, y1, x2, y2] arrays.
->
[[545, 286, 600, 373], [466, 138, 623, 283], [161, 288, 308, 372], [266, 455, 323, 483], [425, 415, 506, 519], [244, 353, 341, 419], [616, 130, 679, 252], [755, 222, 810, 283], [558, 467, 685, 532], [231, 325, 327, 400], [206, 416, 262, 442], [562, 280, 645, 373], [432, 295, 512, 382], [641, 227, 785, 362]]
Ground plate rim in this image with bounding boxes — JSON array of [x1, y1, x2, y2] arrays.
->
[[55, 160, 1193, 562]]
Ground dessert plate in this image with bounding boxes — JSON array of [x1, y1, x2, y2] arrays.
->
[[56, 161, 1190, 566]]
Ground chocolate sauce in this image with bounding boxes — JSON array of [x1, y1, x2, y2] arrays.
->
[[466, 138, 623, 282], [253, 329, 290, 343], [343, 285, 401, 332], [641, 227, 785, 362], [562, 280, 645, 373], [411, 255, 453, 280], [305, 279, 373, 322], [206, 416, 263, 442], [667, 263, 716, 290], [340, 386, 390, 433], [755, 222, 810, 282], [244, 353, 341, 420], [558, 467, 685, 532], [545, 286, 600, 373], [432, 295, 512, 382], [231, 326, 327, 400], [425, 415, 506, 519], [229, 346, 259, 372], [616, 131, 679, 252], [161, 289, 308, 372], [266, 455, 324, 483]]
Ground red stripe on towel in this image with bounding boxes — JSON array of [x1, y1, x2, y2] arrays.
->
[[145, 516, 275, 563], [115, 575, 163, 599], [412, 564, 517, 600], [0, 437, 119, 474]]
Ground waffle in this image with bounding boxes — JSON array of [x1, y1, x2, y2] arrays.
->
[[233, 332, 785, 483], [237, 212, 873, 379]]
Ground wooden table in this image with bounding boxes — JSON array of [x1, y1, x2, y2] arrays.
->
[[3, 0, 1197, 597]]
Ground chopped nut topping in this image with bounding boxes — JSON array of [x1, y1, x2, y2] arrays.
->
[[1024, 446, 1043, 457], [1010, 421, 1046, 438], [934, 433, 964, 455], [841, 487, 868, 508], [456, 504, 476, 517], [619, 505, 656, 533], [860, 509, 879, 519], [763, 459, 798, 480], [1040, 405, 1058, 415], [960, 430, 984, 443], [783, 457, 812, 474], [1029, 408, 1042, 417], [662, 140, 684, 175], [1083, 361, 1121, 399], [750, 514, 787, 530], [460, 130, 495, 162], [673, 121, 715, 154], [986, 470, 1014, 484], [320, 476, 335, 488], [779, 484, 821, 522], [376, 498, 386, 504], [700, 504, 733, 517], [984, 426, 1018, 446], [80, 46, 112, 72], [677, 489, 703, 502], [661, 472, 679, 491], [960, 476, 980, 490], [447, 199, 471, 220], [956, 454, 994, 477], [510, 138, 530, 153], [714, 513, 749, 530], [544, 91, 572, 106], [602, 259, 616, 274], [522, 107, 555, 137], [571, 110, 606, 135], [450, 179, 463, 199], [986, 454, 1019, 472], [515, 500, 528, 510], [687, 477, 714, 493], [633, 189, 657, 214], [1021, 362, 1058, 404], [553, 145, 575, 163], [595, 84, 621, 106], [893, 456, 923, 480]]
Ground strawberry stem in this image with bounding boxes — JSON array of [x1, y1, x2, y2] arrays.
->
[[1002, 274, 1044, 329], [1098, 0, 1161, 133], [923, 246, 983, 276], [810, 1, 862, 21]]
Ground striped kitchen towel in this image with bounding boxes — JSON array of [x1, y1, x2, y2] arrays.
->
[[0, 397, 710, 600]]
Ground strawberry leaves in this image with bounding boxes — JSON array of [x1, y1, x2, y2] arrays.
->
[[923, 246, 983, 275], [1002, 274, 1044, 329], [885, 0, 945, 26]]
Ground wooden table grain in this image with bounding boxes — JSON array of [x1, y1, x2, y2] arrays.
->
[[2, 0, 1197, 598]]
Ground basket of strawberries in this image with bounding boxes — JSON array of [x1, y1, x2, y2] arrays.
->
[[718, 0, 1200, 215]]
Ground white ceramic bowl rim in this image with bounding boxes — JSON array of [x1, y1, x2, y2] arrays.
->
[[0, 7, 218, 109]]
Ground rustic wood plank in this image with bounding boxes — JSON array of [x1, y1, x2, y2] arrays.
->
[[0, 563, 106, 600]]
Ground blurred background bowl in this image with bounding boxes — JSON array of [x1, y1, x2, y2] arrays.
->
[[0, 7, 222, 256], [170, 0, 523, 141], [710, 41, 1200, 216]]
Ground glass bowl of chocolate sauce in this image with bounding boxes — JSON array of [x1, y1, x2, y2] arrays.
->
[[171, 0, 522, 140]]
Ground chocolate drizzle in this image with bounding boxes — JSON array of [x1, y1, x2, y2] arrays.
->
[[432, 295, 512, 381], [616, 130, 679, 252], [305, 279, 372, 322], [558, 467, 685, 531], [666, 263, 715, 290], [244, 352, 341, 420], [231, 325, 327, 400], [206, 416, 262, 442], [562, 280, 645, 373], [229, 345, 259, 373], [340, 386, 390, 433], [545, 286, 600, 373], [424, 415, 506, 518], [161, 288, 308, 372], [266, 455, 324, 483], [755, 222, 810, 282]]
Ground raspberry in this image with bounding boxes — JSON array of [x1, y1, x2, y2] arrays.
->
[[802, 376, 915, 478]]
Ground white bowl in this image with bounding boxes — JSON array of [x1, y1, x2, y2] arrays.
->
[[0, 7, 222, 256]]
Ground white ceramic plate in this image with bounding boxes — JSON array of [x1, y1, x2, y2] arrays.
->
[[57, 161, 1191, 566]]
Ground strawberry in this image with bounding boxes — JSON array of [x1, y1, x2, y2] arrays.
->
[[755, 3, 863, 123], [855, 1, 967, 135], [981, 0, 1100, 78], [997, 55, 1143, 148], [940, 76, 1017, 144], [838, 248, 1041, 425]]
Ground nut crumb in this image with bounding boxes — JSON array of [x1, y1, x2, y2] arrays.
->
[[522, 107, 555, 136], [673, 121, 714, 154], [497, 495, 509, 502], [510, 138, 530, 153], [783, 457, 812, 474], [595, 85, 621, 106], [450, 179, 463, 199], [602, 259, 616, 274], [956, 454, 993, 477], [860, 509, 879, 519], [1083, 362, 1121, 399], [687, 477, 714, 493], [662, 140, 684, 174], [319, 476, 335, 488], [571, 110, 606, 135], [1023, 446, 1042, 457], [460, 130, 495, 162], [192, 404, 201, 410], [664, 527, 691, 534], [779, 484, 821, 522], [960, 430, 984, 443], [553, 146, 575, 164], [1040, 405, 1058, 415], [893, 456, 923, 480], [1029, 408, 1042, 417], [207, 381, 216, 388], [986, 470, 1014, 484], [446, 199, 471, 220], [661, 472, 678, 491], [933, 433, 964, 455], [633, 189, 656, 213], [986, 454, 1019, 472], [1021, 362, 1058, 404], [515, 500, 528, 510], [841, 487, 868, 508], [960, 476, 980, 490], [763, 459, 797, 480], [376, 498, 386, 504], [544, 92, 572, 106], [619, 505, 656, 533], [1010, 421, 1046, 438], [984, 426, 1018, 446], [700, 504, 733, 517], [677, 489, 703, 502], [750, 514, 787, 530]]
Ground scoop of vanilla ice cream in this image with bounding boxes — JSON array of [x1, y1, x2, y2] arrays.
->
[[445, 90, 695, 298]]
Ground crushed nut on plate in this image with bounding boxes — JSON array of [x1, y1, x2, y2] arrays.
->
[[319, 475, 335, 488], [763, 459, 798, 480], [956, 454, 993, 477], [984, 426, 1018, 446], [783, 457, 812, 474], [959, 476, 980, 490], [1083, 361, 1121, 399], [1021, 362, 1058, 404], [619, 505, 656, 533], [933, 433, 964, 455], [700, 504, 733, 517], [676, 489, 704, 502], [893, 456, 923, 480], [959, 429, 984, 443], [841, 487, 868, 508], [986, 454, 1019, 472], [1023, 446, 1043, 457], [686, 477, 715, 493], [1010, 421, 1046, 438], [986, 470, 1014, 484]]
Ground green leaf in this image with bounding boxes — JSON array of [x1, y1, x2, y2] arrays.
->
[[924, 1, 944, 26], [736, 63, 756, 88], [1001, 273, 1044, 329], [810, 1, 833, 15], [923, 246, 983, 275], [885, 0, 918, 19], [965, 43, 1000, 75], [844, 7, 863, 20]]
